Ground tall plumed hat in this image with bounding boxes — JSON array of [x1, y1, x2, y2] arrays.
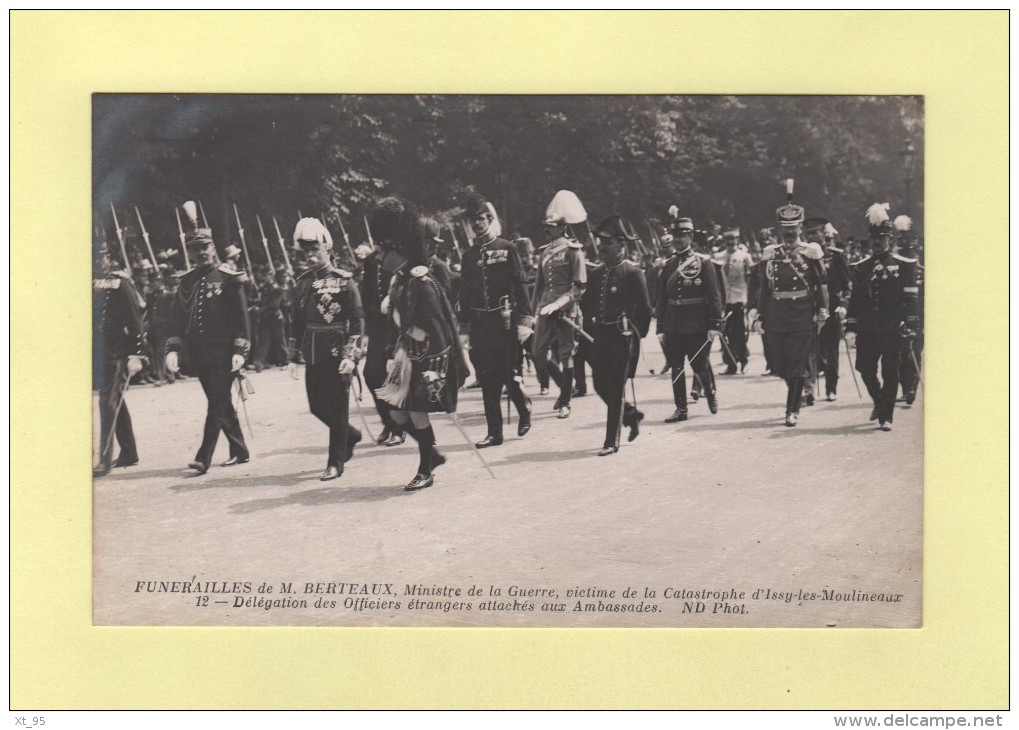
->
[[594, 214, 640, 242], [182, 201, 214, 247], [776, 179, 805, 227], [866, 203, 893, 238], [293, 217, 333, 248], [893, 214, 919, 246], [543, 190, 587, 225], [667, 204, 694, 233]]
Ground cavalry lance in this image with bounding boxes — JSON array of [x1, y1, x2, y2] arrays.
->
[[256, 215, 276, 276]]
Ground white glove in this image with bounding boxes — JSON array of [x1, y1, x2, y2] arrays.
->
[[708, 329, 721, 340], [845, 331, 857, 348], [753, 320, 765, 335], [516, 325, 534, 344], [539, 302, 560, 317], [127, 355, 144, 376], [409, 326, 427, 342], [835, 306, 847, 320], [231, 354, 245, 372], [380, 295, 391, 315], [747, 308, 759, 322], [286, 362, 299, 380], [338, 358, 355, 376], [164, 351, 180, 374]]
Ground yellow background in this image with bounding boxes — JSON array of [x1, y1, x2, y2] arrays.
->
[[11, 10, 1008, 709]]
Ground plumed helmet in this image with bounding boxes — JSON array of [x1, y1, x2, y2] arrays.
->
[[293, 217, 333, 249], [776, 178, 805, 227], [543, 190, 587, 225], [184, 228, 214, 248], [866, 203, 892, 238]]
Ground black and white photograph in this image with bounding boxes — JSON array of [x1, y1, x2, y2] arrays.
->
[[92, 93, 925, 628]]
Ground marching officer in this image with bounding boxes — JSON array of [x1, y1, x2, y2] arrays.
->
[[93, 243, 146, 477], [531, 190, 589, 419], [360, 197, 411, 447], [845, 204, 920, 431], [804, 217, 852, 401], [750, 182, 829, 427], [584, 215, 653, 456], [458, 192, 535, 448], [718, 226, 754, 374], [164, 215, 252, 474], [287, 218, 366, 480], [656, 210, 723, 423], [893, 216, 924, 406]]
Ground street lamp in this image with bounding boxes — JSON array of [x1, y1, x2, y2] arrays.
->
[[900, 139, 916, 214]]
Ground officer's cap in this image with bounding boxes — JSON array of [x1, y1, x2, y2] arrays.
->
[[803, 217, 831, 232], [462, 191, 490, 220], [185, 228, 214, 248], [595, 214, 640, 242]]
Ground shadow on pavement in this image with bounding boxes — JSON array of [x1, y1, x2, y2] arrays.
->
[[94, 467, 187, 481], [495, 449, 595, 464], [170, 470, 319, 492], [229, 484, 409, 513]]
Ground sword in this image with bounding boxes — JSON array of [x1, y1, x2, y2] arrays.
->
[[235, 372, 255, 440], [671, 337, 713, 384], [444, 412, 496, 479], [558, 314, 595, 343], [348, 370, 378, 444], [842, 335, 863, 398]]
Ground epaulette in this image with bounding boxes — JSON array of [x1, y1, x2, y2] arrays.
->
[[330, 266, 354, 278], [892, 253, 918, 264], [112, 269, 130, 279], [410, 265, 429, 278], [219, 264, 248, 281], [797, 242, 825, 260], [567, 240, 584, 249], [761, 243, 782, 261]]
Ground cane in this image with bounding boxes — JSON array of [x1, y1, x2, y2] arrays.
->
[[444, 412, 497, 479], [235, 373, 255, 440], [842, 335, 863, 398]]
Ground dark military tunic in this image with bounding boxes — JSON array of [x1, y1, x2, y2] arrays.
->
[[458, 236, 534, 439], [93, 270, 145, 469], [655, 250, 723, 408], [755, 244, 827, 376], [165, 263, 251, 468], [818, 245, 852, 396], [583, 259, 652, 447], [291, 265, 366, 468], [846, 250, 920, 423], [532, 236, 587, 371], [360, 248, 406, 434]]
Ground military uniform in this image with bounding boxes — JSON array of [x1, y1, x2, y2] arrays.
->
[[818, 240, 852, 399], [719, 243, 754, 373], [572, 258, 601, 397], [458, 232, 534, 444], [360, 246, 406, 441], [846, 248, 919, 426], [656, 248, 723, 417], [895, 231, 924, 405], [531, 235, 587, 407], [290, 264, 366, 474], [93, 268, 145, 472], [584, 252, 652, 451], [165, 261, 251, 470]]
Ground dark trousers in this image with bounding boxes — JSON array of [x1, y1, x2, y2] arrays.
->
[[899, 332, 924, 398], [856, 330, 902, 423], [364, 330, 402, 435], [194, 362, 248, 467], [574, 334, 593, 393], [306, 363, 362, 468], [721, 303, 749, 368], [818, 317, 842, 396], [97, 358, 137, 468], [473, 320, 529, 439], [663, 331, 713, 408], [254, 317, 288, 367], [592, 328, 634, 448]]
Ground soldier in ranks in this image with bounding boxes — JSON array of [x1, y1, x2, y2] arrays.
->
[[845, 205, 920, 431], [893, 216, 924, 407], [718, 226, 754, 375], [531, 190, 589, 419], [376, 208, 468, 491], [93, 243, 147, 477], [457, 192, 535, 448], [656, 210, 723, 423], [583, 215, 653, 456], [750, 182, 828, 427], [804, 217, 852, 401], [286, 218, 366, 481], [360, 198, 411, 447], [164, 216, 252, 475]]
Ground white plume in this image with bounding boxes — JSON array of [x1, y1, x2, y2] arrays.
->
[[824, 222, 838, 237], [786, 178, 794, 195], [182, 201, 198, 226], [487, 202, 502, 237], [668, 204, 679, 218], [865, 203, 891, 226], [293, 217, 333, 248], [544, 190, 587, 225], [893, 215, 913, 231]]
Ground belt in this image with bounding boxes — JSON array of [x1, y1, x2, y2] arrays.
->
[[306, 323, 348, 331], [667, 297, 705, 305], [772, 291, 808, 300], [471, 306, 508, 313]]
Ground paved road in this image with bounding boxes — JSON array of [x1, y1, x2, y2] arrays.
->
[[93, 334, 922, 628]]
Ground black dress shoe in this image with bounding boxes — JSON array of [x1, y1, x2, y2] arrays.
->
[[627, 409, 644, 442], [517, 411, 532, 437], [690, 390, 701, 401], [720, 367, 737, 376], [597, 445, 619, 456], [707, 393, 718, 414], [552, 396, 564, 411], [405, 473, 434, 491], [475, 435, 504, 449], [93, 465, 110, 478], [222, 456, 250, 467], [905, 389, 917, 405], [803, 393, 815, 407], [188, 461, 209, 475], [869, 408, 879, 421], [113, 457, 139, 468], [665, 408, 688, 423], [385, 432, 407, 447], [376, 428, 392, 445], [785, 412, 798, 427], [320, 465, 342, 481], [740, 360, 748, 374], [878, 421, 893, 432], [573, 386, 587, 397]]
